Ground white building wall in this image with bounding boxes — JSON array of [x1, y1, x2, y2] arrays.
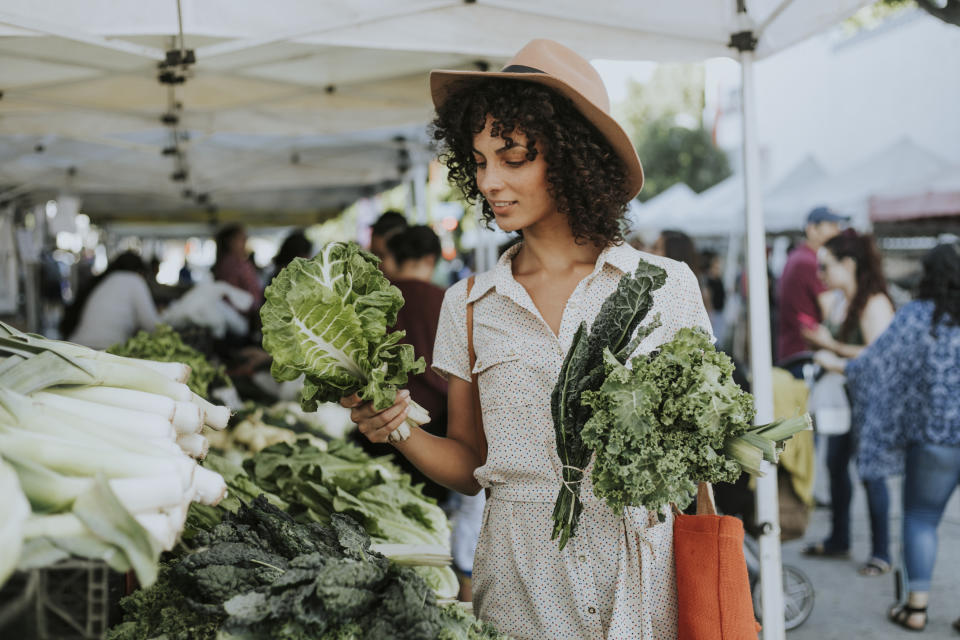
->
[[707, 10, 960, 187]]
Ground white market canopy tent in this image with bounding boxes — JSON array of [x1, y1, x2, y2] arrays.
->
[[2, 0, 868, 224], [869, 163, 960, 227], [634, 139, 950, 237], [0, 2, 878, 635]]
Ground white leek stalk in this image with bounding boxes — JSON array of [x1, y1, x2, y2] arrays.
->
[[191, 465, 227, 506], [0, 459, 29, 586], [370, 543, 452, 567], [173, 401, 203, 434], [191, 392, 230, 430], [47, 386, 176, 421], [30, 391, 177, 440], [176, 433, 209, 460]]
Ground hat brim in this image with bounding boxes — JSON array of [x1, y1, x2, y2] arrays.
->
[[430, 69, 644, 200]]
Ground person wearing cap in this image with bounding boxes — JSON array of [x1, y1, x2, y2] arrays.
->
[[343, 39, 711, 638], [774, 205, 848, 377]]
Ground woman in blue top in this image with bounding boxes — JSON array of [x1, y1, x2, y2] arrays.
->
[[818, 242, 960, 633]]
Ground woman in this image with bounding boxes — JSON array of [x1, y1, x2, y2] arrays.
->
[[213, 224, 264, 313], [62, 251, 159, 349], [822, 243, 960, 632], [801, 230, 895, 577], [342, 39, 711, 639]]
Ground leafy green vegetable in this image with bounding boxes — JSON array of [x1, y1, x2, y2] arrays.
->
[[550, 259, 666, 549], [246, 439, 458, 598], [108, 498, 509, 640], [108, 324, 227, 397], [582, 327, 810, 516], [260, 242, 428, 441]]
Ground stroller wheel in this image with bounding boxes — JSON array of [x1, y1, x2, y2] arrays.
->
[[752, 564, 815, 630]]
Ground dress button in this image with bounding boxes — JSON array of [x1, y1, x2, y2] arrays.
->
[[588, 606, 597, 614], [578, 555, 587, 562]]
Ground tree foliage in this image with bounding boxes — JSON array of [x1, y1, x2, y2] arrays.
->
[[620, 64, 731, 202], [883, 0, 960, 27], [633, 118, 732, 203]]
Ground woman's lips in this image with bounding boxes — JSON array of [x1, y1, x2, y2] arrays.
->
[[489, 200, 517, 215]]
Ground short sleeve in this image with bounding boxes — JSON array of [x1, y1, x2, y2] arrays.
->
[[431, 280, 471, 382], [677, 263, 715, 341]]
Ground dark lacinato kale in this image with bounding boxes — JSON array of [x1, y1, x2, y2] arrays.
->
[[108, 497, 511, 640]]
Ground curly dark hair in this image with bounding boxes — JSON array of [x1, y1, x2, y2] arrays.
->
[[823, 230, 890, 342], [431, 78, 632, 247], [918, 242, 960, 330]]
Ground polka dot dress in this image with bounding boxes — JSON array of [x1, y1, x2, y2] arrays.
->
[[433, 242, 713, 640]]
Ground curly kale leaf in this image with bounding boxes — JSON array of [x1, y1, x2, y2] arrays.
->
[[583, 327, 753, 515]]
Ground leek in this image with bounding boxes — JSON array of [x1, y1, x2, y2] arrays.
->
[[0, 459, 29, 586], [48, 385, 176, 420]]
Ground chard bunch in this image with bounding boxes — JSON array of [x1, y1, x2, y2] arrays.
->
[[261, 242, 428, 442]]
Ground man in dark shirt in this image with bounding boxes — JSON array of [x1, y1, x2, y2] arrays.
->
[[357, 224, 450, 503], [776, 206, 847, 378]]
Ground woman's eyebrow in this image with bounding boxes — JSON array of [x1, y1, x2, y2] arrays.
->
[[472, 144, 529, 156]]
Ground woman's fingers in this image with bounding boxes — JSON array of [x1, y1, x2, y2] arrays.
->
[[339, 393, 362, 408], [353, 390, 412, 443], [368, 404, 411, 443]]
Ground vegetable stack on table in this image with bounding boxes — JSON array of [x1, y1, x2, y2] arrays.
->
[[0, 321, 230, 589]]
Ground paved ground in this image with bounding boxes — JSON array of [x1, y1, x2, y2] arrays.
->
[[779, 475, 960, 639]]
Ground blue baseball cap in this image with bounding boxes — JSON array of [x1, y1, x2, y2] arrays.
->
[[806, 206, 849, 225]]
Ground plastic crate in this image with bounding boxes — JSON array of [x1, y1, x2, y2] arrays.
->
[[35, 559, 112, 640], [0, 560, 125, 640]]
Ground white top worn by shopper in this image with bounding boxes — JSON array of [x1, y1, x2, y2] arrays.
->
[[432, 242, 712, 640], [69, 272, 160, 349]]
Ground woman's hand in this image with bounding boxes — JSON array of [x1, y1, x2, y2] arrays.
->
[[340, 390, 410, 444], [814, 349, 846, 374], [802, 323, 836, 351]]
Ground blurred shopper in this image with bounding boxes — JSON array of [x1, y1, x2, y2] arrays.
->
[[62, 250, 159, 349], [701, 249, 726, 344], [802, 230, 895, 577], [269, 229, 313, 281], [368, 210, 407, 278], [775, 206, 847, 378], [819, 243, 960, 632], [353, 225, 451, 502], [651, 229, 711, 311], [213, 224, 264, 321]]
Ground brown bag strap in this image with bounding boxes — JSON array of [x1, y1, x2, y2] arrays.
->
[[465, 276, 488, 467], [696, 482, 717, 515], [672, 482, 717, 516]]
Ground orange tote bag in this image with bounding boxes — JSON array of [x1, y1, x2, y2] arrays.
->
[[673, 483, 761, 640]]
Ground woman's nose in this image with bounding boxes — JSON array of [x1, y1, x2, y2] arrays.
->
[[478, 166, 504, 196]]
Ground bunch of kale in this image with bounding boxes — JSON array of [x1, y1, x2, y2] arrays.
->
[[107, 497, 508, 640], [550, 260, 667, 549]]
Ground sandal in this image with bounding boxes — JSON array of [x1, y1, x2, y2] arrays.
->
[[888, 603, 927, 632], [858, 558, 892, 577], [801, 541, 850, 558]]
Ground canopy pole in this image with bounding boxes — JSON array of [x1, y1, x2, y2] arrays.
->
[[740, 48, 786, 640]]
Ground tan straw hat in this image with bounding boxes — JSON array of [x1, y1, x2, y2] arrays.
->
[[430, 39, 644, 199]]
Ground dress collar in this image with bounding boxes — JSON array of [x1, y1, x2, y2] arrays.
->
[[465, 241, 635, 304]]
